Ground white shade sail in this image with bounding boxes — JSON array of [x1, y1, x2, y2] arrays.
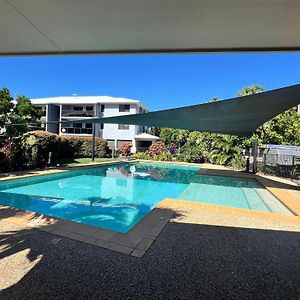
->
[[1, 0, 300, 56]]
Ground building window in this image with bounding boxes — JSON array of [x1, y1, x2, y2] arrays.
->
[[86, 106, 93, 111], [85, 123, 93, 129], [73, 123, 82, 128], [101, 104, 105, 112], [118, 124, 129, 130], [74, 106, 83, 111], [119, 104, 130, 112], [100, 123, 104, 130]]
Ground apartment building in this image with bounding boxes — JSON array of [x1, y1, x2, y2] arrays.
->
[[30, 96, 159, 153]]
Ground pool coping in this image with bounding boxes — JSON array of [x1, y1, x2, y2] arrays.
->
[[0, 204, 174, 258], [0, 160, 299, 257]]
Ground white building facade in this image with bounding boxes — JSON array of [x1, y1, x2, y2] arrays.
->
[[30, 96, 159, 153]]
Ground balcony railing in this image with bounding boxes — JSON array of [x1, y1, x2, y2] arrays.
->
[[61, 110, 95, 117], [61, 127, 93, 135]]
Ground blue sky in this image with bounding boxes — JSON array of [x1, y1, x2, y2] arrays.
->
[[0, 53, 300, 110]]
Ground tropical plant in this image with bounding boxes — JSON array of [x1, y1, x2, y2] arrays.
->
[[159, 128, 189, 148], [177, 144, 204, 163], [209, 135, 244, 168]]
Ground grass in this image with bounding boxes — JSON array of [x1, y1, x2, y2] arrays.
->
[[55, 157, 118, 167]]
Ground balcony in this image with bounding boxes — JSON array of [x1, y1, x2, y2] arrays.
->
[[61, 110, 95, 117], [61, 127, 93, 135]]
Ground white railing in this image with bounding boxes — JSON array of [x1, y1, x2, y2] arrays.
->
[[61, 127, 93, 135], [61, 110, 95, 117]]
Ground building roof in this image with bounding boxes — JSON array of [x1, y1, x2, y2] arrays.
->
[[265, 145, 300, 156], [30, 96, 148, 110], [134, 133, 160, 141], [0, 1, 300, 56]]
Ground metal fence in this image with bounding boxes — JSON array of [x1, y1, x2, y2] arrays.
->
[[257, 154, 300, 180]]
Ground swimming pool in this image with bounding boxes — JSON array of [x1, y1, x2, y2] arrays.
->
[[0, 162, 291, 233]]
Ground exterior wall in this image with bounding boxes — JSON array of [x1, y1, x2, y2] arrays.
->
[[102, 104, 139, 147], [46, 104, 59, 133]]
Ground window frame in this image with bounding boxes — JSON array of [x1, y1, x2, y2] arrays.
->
[[119, 104, 130, 112], [118, 124, 129, 130]]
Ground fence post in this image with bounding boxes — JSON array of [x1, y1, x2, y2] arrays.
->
[[292, 155, 295, 180], [252, 140, 258, 174], [263, 153, 266, 175]]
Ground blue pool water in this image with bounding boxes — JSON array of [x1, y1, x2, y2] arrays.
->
[[0, 162, 289, 233]]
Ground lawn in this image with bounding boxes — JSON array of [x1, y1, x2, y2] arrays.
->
[[56, 157, 118, 167]]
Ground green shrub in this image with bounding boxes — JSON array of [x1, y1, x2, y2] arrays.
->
[[22, 131, 60, 167], [59, 136, 109, 159], [133, 151, 173, 161], [177, 144, 204, 163], [133, 151, 151, 160], [209, 135, 244, 169], [153, 152, 173, 161], [0, 137, 33, 171], [0, 130, 111, 172]]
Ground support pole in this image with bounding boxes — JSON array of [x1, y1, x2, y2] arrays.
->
[[92, 123, 96, 162], [252, 139, 258, 174]]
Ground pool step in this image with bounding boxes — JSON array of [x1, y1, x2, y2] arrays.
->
[[254, 188, 293, 215], [241, 188, 269, 212]]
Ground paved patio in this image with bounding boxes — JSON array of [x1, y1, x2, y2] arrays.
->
[[1, 215, 300, 299]]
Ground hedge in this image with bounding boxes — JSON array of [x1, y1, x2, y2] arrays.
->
[[59, 135, 110, 159], [22, 131, 60, 168], [0, 131, 110, 171]]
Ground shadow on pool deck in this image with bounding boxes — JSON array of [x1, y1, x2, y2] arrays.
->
[[1, 209, 300, 300]]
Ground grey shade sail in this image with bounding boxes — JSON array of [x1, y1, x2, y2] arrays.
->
[[1, 0, 300, 56], [72, 84, 300, 136]]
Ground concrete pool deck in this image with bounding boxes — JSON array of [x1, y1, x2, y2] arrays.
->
[[0, 161, 299, 259], [1, 209, 300, 299]]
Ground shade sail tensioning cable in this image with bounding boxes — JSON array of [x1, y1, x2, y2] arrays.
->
[[70, 84, 300, 136]]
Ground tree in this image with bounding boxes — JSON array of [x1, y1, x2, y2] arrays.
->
[[237, 84, 264, 97], [0, 88, 42, 140], [238, 85, 300, 147], [149, 127, 161, 136], [159, 128, 189, 148], [15, 96, 42, 122], [263, 107, 300, 145], [0, 88, 14, 128]]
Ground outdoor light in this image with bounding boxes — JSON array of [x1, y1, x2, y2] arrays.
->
[[61, 128, 66, 133]]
